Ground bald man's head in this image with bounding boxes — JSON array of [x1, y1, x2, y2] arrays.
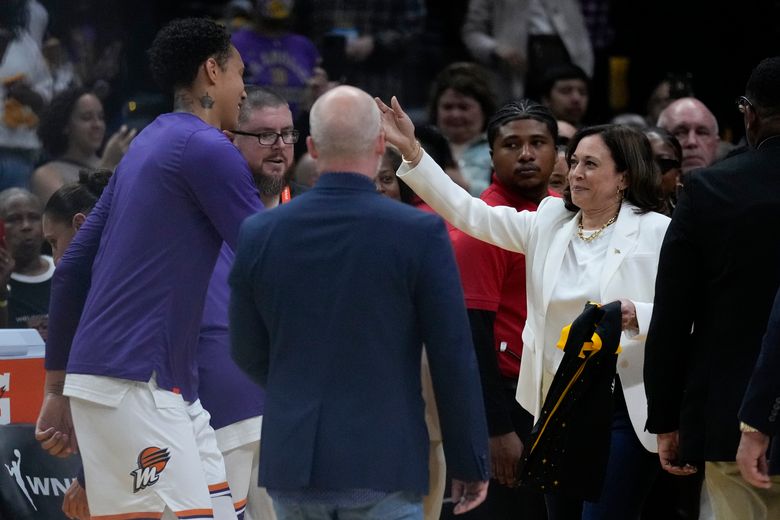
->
[[308, 86, 382, 163], [656, 97, 720, 172]]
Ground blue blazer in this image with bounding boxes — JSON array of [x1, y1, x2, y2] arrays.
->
[[229, 172, 489, 493], [740, 284, 780, 472]]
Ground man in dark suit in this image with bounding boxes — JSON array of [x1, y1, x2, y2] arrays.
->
[[644, 56, 780, 517], [229, 85, 490, 519], [737, 284, 780, 492]]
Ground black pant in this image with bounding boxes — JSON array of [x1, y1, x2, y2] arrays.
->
[[441, 386, 547, 520], [544, 383, 659, 520]]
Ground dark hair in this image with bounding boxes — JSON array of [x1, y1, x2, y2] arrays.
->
[[415, 124, 457, 170], [399, 125, 458, 205], [148, 17, 232, 93], [239, 85, 288, 125], [487, 99, 558, 149], [745, 57, 780, 119], [382, 146, 415, 204], [666, 72, 695, 99], [37, 86, 96, 157], [44, 168, 112, 223], [428, 62, 496, 132], [642, 126, 682, 161], [563, 125, 663, 213], [539, 63, 590, 99]]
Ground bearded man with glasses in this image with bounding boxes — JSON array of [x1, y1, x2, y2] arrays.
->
[[232, 86, 305, 208]]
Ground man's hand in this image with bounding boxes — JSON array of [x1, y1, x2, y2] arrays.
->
[[35, 391, 77, 457], [62, 479, 90, 520], [451, 479, 489, 515], [375, 96, 417, 160], [736, 430, 771, 489], [490, 432, 523, 487], [657, 431, 697, 476]]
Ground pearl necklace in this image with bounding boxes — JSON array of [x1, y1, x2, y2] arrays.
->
[[577, 212, 619, 243]]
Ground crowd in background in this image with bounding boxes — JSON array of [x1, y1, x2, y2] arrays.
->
[[0, 0, 768, 342], [2, 1, 780, 520]]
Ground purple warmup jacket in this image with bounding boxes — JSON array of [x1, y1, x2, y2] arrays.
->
[[198, 244, 264, 429], [45, 112, 263, 402]]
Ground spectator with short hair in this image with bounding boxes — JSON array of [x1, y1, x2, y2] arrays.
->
[[0, 187, 52, 340]]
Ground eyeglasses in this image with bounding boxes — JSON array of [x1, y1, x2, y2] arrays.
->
[[736, 96, 753, 114], [231, 129, 300, 145], [657, 157, 681, 174]]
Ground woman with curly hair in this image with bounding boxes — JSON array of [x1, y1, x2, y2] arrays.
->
[[37, 17, 262, 520], [31, 86, 135, 204]]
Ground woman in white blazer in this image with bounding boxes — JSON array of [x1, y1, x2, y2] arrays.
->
[[377, 97, 670, 520]]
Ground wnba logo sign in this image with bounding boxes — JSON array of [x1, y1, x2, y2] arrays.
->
[[130, 446, 171, 493]]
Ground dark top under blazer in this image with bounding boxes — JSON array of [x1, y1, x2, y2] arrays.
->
[[229, 172, 490, 493], [645, 136, 780, 463]]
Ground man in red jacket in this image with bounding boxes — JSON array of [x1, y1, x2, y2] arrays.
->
[[450, 99, 559, 520]]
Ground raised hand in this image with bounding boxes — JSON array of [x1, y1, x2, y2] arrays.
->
[[100, 125, 138, 170], [375, 96, 417, 158]]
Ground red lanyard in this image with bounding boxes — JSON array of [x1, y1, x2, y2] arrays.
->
[[280, 186, 291, 204]]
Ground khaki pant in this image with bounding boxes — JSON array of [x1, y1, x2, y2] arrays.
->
[[705, 461, 780, 520]]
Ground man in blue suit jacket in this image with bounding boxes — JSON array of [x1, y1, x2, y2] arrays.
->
[[737, 283, 780, 490], [229, 85, 490, 519]]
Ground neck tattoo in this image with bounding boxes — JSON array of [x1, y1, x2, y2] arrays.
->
[[577, 208, 620, 243], [200, 92, 214, 109]]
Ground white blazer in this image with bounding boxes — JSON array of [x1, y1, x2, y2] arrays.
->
[[399, 153, 670, 452]]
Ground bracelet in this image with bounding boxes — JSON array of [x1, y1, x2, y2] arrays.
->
[[739, 421, 761, 433], [401, 140, 422, 164]]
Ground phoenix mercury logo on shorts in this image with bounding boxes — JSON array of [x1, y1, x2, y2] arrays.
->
[[130, 446, 170, 493]]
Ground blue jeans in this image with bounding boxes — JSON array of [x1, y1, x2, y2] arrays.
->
[[273, 491, 423, 520], [581, 388, 658, 520]]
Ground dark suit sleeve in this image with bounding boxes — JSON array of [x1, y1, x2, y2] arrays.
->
[[644, 179, 699, 433], [229, 221, 271, 388], [467, 309, 514, 436], [416, 219, 490, 482], [739, 286, 780, 434]]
